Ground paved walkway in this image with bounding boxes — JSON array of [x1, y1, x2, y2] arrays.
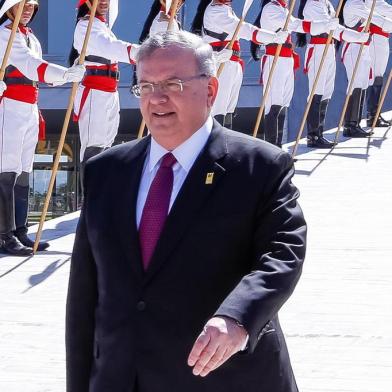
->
[[1, 116, 391, 391]]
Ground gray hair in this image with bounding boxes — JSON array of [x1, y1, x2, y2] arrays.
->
[[136, 30, 217, 79]]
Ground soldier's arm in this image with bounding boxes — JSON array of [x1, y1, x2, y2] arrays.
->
[[74, 18, 138, 64]]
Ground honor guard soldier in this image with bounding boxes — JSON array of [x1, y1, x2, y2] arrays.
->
[[0, 0, 85, 256], [251, 0, 337, 147], [366, 0, 392, 127], [140, 0, 184, 41], [70, 0, 139, 183], [296, 0, 369, 148], [341, 0, 392, 137], [191, 0, 288, 129]]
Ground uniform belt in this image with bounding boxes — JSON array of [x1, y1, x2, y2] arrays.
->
[[202, 27, 229, 42], [265, 45, 293, 57], [266, 42, 293, 50], [86, 69, 120, 80], [369, 24, 389, 38], [313, 33, 329, 39], [4, 77, 37, 87], [211, 46, 241, 57], [85, 55, 111, 65], [310, 37, 332, 44]]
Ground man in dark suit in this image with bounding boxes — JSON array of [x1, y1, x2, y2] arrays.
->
[[66, 30, 307, 392]]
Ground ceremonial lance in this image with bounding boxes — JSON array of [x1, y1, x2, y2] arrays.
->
[[33, 0, 100, 253], [137, 0, 182, 139], [333, 0, 377, 145], [291, 0, 345, 158], [252, 0, 297, 138]]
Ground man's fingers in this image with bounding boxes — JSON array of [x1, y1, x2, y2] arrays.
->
[[211, 347, 236, 371], [191, 338, 220, 376], [198, 345, 228, 377], [187, 333, 210, 366]]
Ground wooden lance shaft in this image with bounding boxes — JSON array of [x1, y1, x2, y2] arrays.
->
[[291, 0, 345, 158], [0, 0, 27, 81], [33, 0, 99, 253], [370, 68, 392, 133], [137, 0, 181, 139], [252, 0, 296, 138], [333, 0, 377, 145], [216, 16, 244, 78]]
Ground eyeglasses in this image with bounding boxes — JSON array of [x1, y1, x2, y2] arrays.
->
[[132, 74, 208, 98]]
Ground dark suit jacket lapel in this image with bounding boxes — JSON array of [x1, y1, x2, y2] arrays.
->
[[143, 122, 229, 284], [116, 136, 150, 281]]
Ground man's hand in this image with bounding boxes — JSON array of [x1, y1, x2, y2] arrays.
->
[[187, 316, 248, 377]]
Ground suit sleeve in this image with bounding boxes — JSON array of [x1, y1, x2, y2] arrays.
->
[[66, 192, 97, 392], [214, 152, 307, 352]]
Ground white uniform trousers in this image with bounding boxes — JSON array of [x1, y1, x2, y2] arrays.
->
[[212, 60, 243, 117], [369, 34, 389, 85], [0, 97, 39, 174], [74, 85, 120, 161], [262, 55, 294, 114], [305, 43, 336, 100], [342, 43, 372, 92]]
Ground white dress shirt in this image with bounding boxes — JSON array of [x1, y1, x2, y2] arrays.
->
[[136, 116, 213, 228]]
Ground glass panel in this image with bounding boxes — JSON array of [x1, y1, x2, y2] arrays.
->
[[29, 135, 80, 223]]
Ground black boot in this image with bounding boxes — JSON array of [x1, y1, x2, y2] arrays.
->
[[343, 88, 372, 138], [80, 146, 105, 196], [358, 88, 373, 134], [306, 95, 334, 148], [223, 113, 233, 130], [263, 105, 283, 146], [366, 76, 389, 127], [0, 172, 33, 256], [14, 172, 49, 251], [318, 98, 336, 147], [277, 106, 287, 148]]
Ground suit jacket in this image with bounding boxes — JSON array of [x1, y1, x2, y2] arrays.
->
[[66, 122, 307, 392]]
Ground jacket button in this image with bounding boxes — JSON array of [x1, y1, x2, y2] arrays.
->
[[136, 301, 146, 311]]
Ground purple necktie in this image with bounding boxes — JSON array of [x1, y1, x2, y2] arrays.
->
[[139, 153, 177, 270]]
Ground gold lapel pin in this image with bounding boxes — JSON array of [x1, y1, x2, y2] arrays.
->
[[205, 172, 214, 185]]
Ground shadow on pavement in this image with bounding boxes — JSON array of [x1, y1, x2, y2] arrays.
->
[[22, 257, 70, 293], [0, 255, 34, 278], [30, 216, 80, 242]]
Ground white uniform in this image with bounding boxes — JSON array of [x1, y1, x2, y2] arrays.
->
[[342, 0, 392, 92], [366, 0, 392, 83], [150, 11, 180, 35], [202, 2, 278, 117], [73, 15, 138, 161], [303, 0, 369, 100], [0, 24, 71, 174], [260, 0, 330, 114]]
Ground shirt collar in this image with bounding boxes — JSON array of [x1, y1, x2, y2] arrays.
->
[[148, 116, 213, 173]]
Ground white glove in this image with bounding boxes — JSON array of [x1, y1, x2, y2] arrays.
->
[[0, 81, 6, 97], [273, 30, 289, 44], [327, 18, 339, 31], [356, 32, 370, 43], [63, 64, 86, 83], [213, 48, 233, 64]]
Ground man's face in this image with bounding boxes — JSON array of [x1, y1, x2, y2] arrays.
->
[[137, 46, 218, 150], [97, 0, 109, 16], [10, 2, 35, 26]]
